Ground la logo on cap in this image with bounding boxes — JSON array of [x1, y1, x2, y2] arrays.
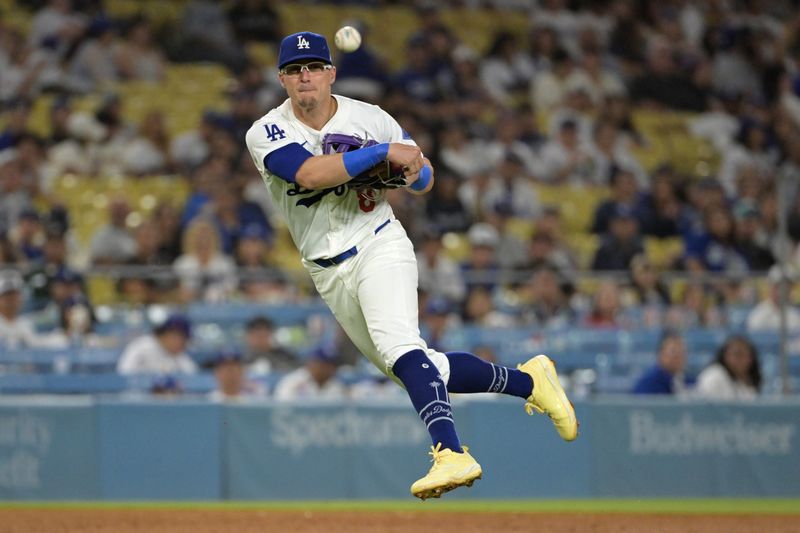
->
[[297, 35, 310, 49]]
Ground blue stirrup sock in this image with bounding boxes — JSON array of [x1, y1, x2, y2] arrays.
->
[[392, 349, 462, 453], [342, 143, 389, 177], [445, 351, 533, 398]]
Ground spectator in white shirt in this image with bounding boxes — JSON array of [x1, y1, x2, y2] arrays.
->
[[273, 347, 347, 402], [88, 197, 137, 265], [531, 48, 574, 113], [67, 18, 120, 93], [747, 265, 800, 332], [562, 46, 625, 109], [695, 335, 761, 401], [479, 31, 535, 107], [688, 94, 740, 152], [173, 217, 238, 303], [208, 348, 265, 403], [482, 152, 541, 219], [0, 32, 62, 103], [120, 110, 171, 175], [484, 114, 541, 177], [117, 314, 197, 375], [243, 316, 300, 376], [114, 18, 166, 82], [531, 0, 582, 58], [27, 0, 86, 52], [438, 122, 485, 179], [718, 122, 778, 198], [416, 228, 466, 304], [40, 294, 118, 350], [539, 118, 594, 184], [0, 269, 44, 350], [585, 120, 647, 186], [170, 111, 218, 172]]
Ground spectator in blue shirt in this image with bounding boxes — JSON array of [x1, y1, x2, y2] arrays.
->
[[633, 331, 690, 395], [334, 21, 388, 100], [591, 168, 646, 235], [393, 37, 438, 104], [460, 223, 500, 294], [592, 205, 644, 271], [683, 205, 748, 274]]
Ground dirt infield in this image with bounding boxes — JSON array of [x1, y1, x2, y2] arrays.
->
[[2, 509, 799, 533]]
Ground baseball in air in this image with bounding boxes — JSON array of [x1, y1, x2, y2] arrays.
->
[[334, 26, 361, 53]]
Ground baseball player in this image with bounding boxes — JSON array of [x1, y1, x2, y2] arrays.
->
[[245, 31, 577, 500]]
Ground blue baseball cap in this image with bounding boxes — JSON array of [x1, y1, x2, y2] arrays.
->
[[52, 267, 83, 284], [309, 345, 339, 365], [62, 294, 90, 309], [425, 296, 452, 316], [278, 31, 332, 69], [154, 313, 191, 337], [612, 204, 637, 221], [240, 223, 268, 241], [213, 348, 243, 366], [151, 375, 181, 394]]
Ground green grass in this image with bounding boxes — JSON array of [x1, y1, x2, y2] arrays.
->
[[1, 500, 799, 515]]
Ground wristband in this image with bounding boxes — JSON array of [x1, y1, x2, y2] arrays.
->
[[342, 143, 389, 177], [409, 165, 432, 192]]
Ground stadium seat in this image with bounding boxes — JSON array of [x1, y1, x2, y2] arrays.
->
[[563, 233, 600, 270], [644, 237, 683, 269], [533, 184, 609, 233]]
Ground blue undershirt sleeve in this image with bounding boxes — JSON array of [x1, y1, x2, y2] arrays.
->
[[409, 165, 432, 191], [264, 142, 314, 183], [342, 143, 389, 177]]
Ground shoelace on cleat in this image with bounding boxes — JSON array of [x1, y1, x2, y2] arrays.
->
[[524, 400, 545, 416], [426, 443, 470, 471], [428, 442, 444, 466]]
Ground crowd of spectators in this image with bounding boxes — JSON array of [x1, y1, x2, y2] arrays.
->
[[633, 329, 762, 400], [3, 0, 800, 398]]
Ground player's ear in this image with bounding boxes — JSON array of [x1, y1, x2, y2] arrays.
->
[[329, 66, 336, 85], [278, 73, 285, 88]]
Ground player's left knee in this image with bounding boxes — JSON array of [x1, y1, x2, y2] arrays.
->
[[390, 348, 450, 384]]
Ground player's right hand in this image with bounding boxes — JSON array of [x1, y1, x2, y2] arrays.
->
[[387, 143, 424, 177]]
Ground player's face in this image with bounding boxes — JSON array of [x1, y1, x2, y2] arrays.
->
[[280, 60, 336, 111]]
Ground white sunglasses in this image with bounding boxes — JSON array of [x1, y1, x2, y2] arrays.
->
[[280, 62, 333, 76]]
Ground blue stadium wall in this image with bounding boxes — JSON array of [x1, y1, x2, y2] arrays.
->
[[0, 397, 799, 500]]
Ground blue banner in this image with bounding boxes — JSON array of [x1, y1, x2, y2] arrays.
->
[[0, 397, 99, 500], [589, 398, 800, 497], [225, 402, 430, 499], [96, 401, 222, 500], [0, 397, 798, 500]]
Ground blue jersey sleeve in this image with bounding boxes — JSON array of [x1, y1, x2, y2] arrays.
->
[[264, 142, 314, 183]]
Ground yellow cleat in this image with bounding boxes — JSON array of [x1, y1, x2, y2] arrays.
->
[[410, 443, 482, 500], [518, 354, 579, 441]]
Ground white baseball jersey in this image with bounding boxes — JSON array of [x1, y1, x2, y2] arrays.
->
[[116, 334, 197, 375], [245, 94, 450, 382], [245, 95, 409, 262]]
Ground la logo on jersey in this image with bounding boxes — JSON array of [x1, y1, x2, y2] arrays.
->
[[264, 123, 286, 141], [297, 36, 310, 49]]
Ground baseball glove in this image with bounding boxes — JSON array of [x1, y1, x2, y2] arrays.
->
[[346, 160, 407, 190], [322, 132, 407, 190]]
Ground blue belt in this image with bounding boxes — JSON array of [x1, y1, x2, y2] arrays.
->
[[312, 219, 391, 268]]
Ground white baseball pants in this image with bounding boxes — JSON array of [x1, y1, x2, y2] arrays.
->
[[303, 220, 450, 384]]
